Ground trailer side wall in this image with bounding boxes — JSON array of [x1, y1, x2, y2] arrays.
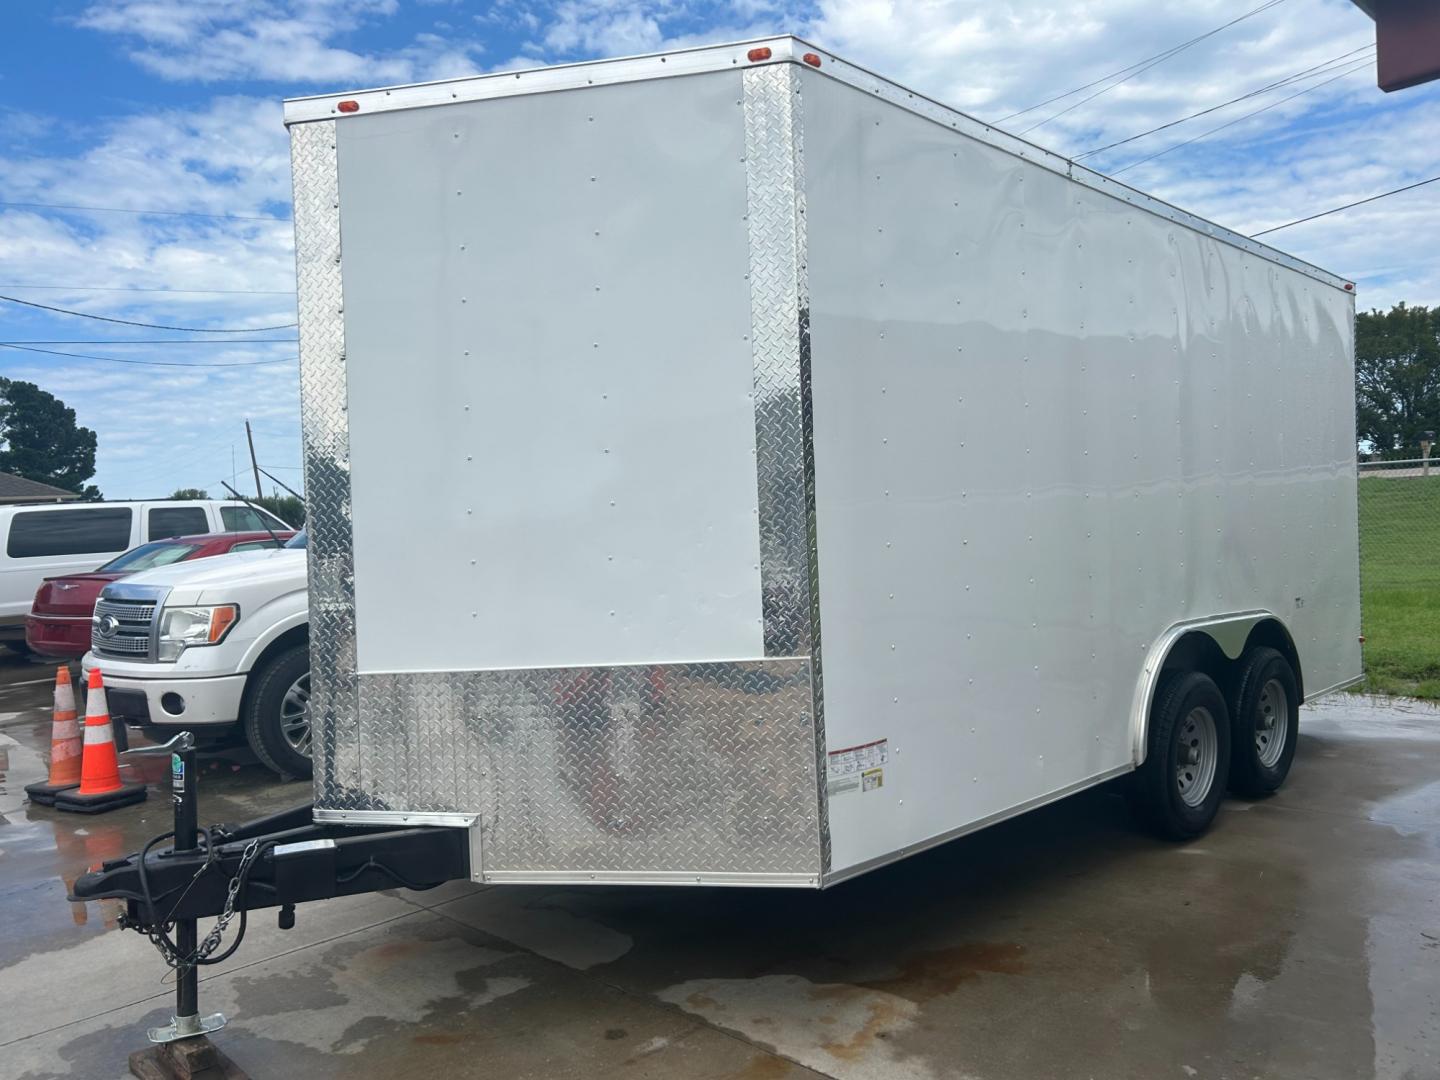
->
[[799, 72, 1360, 877]]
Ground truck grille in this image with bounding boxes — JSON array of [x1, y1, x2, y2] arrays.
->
[[92, 597, 158, 660]]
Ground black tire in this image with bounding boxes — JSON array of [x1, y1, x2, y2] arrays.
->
[[1131, 670, 1232, 840], [1228, 647, 1299, 797], [242, 645, 312, 779]]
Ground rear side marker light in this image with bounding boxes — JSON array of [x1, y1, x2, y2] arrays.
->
[[337, 100, 360, 113], [802, 53, 822, 67], [748, 47, 772, 62], [1344, 283, 1354, 291]]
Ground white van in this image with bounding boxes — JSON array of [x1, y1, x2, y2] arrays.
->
[[0, 499, 291, 654]]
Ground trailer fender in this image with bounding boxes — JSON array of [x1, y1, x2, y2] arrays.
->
[[1129, 611, 1303, 765]]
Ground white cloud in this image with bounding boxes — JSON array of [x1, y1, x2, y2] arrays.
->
[[0, 97, 295, 307], [0, 96, 301, 497], [76, 0, 485, 84]]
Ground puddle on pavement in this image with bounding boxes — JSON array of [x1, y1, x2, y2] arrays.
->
[[0, 667, 301, 972]]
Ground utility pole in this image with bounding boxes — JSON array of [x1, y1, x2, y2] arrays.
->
[[245, 419, 263, 500]]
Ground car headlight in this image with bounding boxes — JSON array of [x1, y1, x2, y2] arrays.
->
[[157, 605, 239, 661]]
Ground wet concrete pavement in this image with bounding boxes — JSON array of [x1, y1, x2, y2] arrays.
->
[[1, 652, 1436, 1079]]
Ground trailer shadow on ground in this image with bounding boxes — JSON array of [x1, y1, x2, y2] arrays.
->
[[2, 654, 1436, 1080]]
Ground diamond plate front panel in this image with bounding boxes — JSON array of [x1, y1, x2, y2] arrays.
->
[[345, 662, 820, 877], [290, 121, 364, 810]]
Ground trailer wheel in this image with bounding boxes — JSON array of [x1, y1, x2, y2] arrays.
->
[[242, 645, 312, 780], [1131, 670, 1231, 840], [1227, 647, 1299, 797]]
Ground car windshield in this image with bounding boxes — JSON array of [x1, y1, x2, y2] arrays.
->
[[97, 541, 201, 572], [284, 530, 308, 550]]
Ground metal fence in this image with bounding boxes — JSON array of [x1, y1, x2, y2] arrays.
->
[[1356, 457, 1440, 694]]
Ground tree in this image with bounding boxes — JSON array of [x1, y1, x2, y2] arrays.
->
[[169, 488, 210, 500], [0, 378, 101, 499], [1355, 303, 1440, 456], [254, 493, 305, 528]]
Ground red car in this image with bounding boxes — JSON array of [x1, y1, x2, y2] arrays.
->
[[25, 531, 296, 660]]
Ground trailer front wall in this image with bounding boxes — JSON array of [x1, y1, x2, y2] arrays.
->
[[292, 71, 827, 883], [799, 73, 1360, 877]]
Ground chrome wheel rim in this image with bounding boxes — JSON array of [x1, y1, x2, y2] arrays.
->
[[1176, 706, 1218, 808], [1255, 678, 1288, 768], [280, 673, 312, 757]]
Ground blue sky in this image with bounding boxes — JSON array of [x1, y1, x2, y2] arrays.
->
[[1, 0, 1436, 499]]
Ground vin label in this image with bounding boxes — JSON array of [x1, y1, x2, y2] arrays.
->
[[826, 738, 888, 797]]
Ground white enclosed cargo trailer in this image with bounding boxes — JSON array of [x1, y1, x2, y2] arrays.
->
[[283, 36, 1361, 887]]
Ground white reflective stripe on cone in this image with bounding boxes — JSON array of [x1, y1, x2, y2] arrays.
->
[[83, 720, 115, 745], [55, 683, 76, 713], [85, 686, 108, 719]]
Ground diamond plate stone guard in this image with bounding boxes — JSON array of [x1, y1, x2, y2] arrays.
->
[[344, 662, 819, 878]]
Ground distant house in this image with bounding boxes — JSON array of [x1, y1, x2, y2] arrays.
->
[[0, 473, 81, 505]]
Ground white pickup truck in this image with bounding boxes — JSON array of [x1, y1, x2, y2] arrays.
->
[[82, 531, 310, 778]]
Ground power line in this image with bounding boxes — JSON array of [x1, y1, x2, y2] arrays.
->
[[1016, 0, 1288, 135], [0, 283, 296, 295], [0, 342, 299, 368], [0, 200, 289, 222], [998, 0, 1288, 124], [1251, 175, 1440, 237], [0, 339, 299, 345], [1111, 58, 1373, 175], [0, 294, 297, 332], [1075, 44, 1373, 161]]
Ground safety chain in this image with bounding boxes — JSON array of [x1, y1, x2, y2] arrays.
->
[[130, 838, 262, 977]]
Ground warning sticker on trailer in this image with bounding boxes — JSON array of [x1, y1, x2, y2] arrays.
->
[[827, 738, 888, 797]]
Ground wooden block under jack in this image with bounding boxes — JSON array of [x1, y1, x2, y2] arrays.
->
[[129, 1036, 248, 1080]]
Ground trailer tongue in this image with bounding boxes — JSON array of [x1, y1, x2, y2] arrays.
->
[[72, 736, 468, 1075], [72, 803, 469, 934]]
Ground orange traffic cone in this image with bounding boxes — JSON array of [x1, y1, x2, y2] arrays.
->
[[54, 669, 146, 814], [25, 667, 84, 806]]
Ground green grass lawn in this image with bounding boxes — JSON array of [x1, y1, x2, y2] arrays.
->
[[1357, 475, 1440, 698]]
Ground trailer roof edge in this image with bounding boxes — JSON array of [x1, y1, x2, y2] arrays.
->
[[283, 35, 1353, 294]]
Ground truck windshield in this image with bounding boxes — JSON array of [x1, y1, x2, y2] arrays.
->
[[283, 530, 308, 550], [98, 541, 200, 572]]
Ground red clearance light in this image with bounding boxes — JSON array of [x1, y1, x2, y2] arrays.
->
[[747, 47, 772, 62], [337, 100, 360, 113], [802, 52, 822, 67], [1344, 282, 1355, 291]]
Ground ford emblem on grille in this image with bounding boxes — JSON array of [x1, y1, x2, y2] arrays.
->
[[97, 613, 121, 637]]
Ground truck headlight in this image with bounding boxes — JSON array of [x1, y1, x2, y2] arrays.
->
[[157, 605, 239, 661]]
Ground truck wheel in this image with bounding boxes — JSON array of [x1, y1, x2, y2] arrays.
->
[[242, 646, 312, 780], [1131, 670, 1231, 840], [1228, 647, 1299, 797]]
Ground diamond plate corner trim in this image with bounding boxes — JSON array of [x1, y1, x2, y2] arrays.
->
[[743, 64, 811, 660], [350, 661, 820, 878], [290, 120, 363, 812], [742, 64, 828, 876]]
